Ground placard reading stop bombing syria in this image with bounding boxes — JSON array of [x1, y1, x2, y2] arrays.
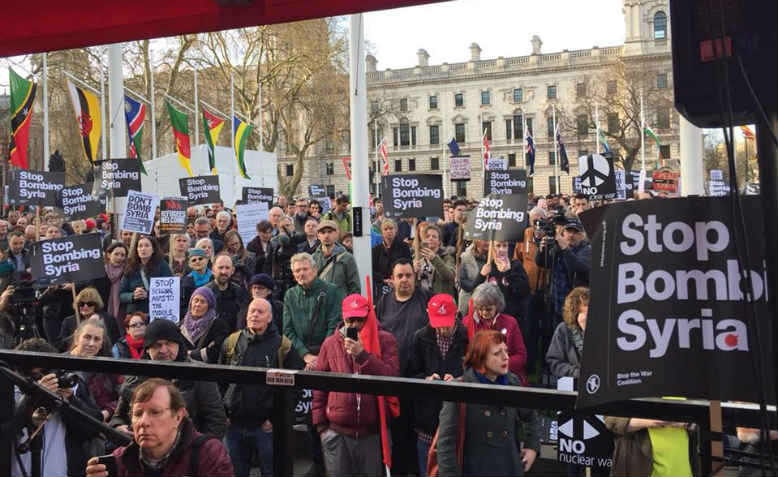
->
[[576, 197, 775, 409], [464, 194, 528, 242], [381, 174, 444, 219], [31, 234, 106, 286]]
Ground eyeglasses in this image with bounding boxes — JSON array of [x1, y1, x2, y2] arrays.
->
[[131, 408, 172, 420], [78, 302, 97, 308], [189, 256, 205, 262], [128, 322, 146, 328]]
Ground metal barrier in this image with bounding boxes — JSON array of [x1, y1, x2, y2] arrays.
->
[[1, 350, 775, 476]]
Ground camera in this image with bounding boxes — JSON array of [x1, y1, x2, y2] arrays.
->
[[533, 219, 556, 243], [54, 370, 79, 388], [9, 271, 43, 342]]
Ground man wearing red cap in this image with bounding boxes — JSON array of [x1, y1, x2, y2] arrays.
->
[[313, 293, 399, 477]]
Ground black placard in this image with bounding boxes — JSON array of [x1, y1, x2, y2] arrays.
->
[[577, 154, 617, 200], [464, 194, 528, 242], [92, 159, 142, 198], [381, 174, 443, 219], [242, 187, 274, 207], [484, 169, 528, 196], [308, 184, 326, 197], [159, 197, 188, 234], [10, 170, 65, 206], [179, 175, 221, 205], [576, 197, 775, 408], [56, 182, 105, 221], [556, 413, 614, 469], [31, 234, 106, 286]]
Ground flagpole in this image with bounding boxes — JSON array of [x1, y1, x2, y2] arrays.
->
[[149, 50, 157, 160], [640, 90, 646, 172], [108, 43, 127, 159], [522, 113, 527, 169], [258, 80, 263, 151], [193, 67, 199, 149], [442, 94, 448, 199], [374, 118, 379, 198], [100, 58, 107, 160], [595, 103, 600, 155], [553, 105, 559, 194], [42, 53, 49, 171], [230, 73, 235, 150]]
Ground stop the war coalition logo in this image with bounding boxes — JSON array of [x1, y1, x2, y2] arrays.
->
[[576, 197, 774, 408]]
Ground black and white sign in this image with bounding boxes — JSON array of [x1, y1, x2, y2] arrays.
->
[[242, 187, 274, 207], [308, 184, 327, 197], [93, 159, 142, 198], [464, 194, 528, 242], [484, 169, 528, 196], [10, 170, 65, 206], [485, 157, 507, 171], [179, 175, 221, 205], [576, 197, 775, 408], [122, 190, 159, 235], [56, 183, 105, 221], [556, 413, 614, 469], [449, 156, 471, 181], [578, 154, 616, 200], [295, 388, 313, 424], [31, 234, 106, 286], [381, 174, 444, 219], [150, 277, 181, 323], [159, 197, 188, 234]]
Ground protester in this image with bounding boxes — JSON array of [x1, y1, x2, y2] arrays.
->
[[436, 330, 541, 476], [341, 232, 354, 253], [206, 253, 251, 331], [224, 229, 256, 288], [442, 199, 468, 247], [299, 215, 320, 254], [268, 215, 303, 296], [194, 237, 215, 262], [180, 286, 229, 364], [119, 236, 173, 314], [6, 231, 29, 273], [312, 220, 361, 295], [372, 218, 412, 297], [605, 416, 696, 477], [268, 206, 284, 233], [475, 240, 531, 330], [414, 224, 456, 297], [69, 319, 121, 422], [57, 287, 121, 351], [322, 194, 352, 236], [93, 242, 129, 330], [88, 378, 233, 477], [247, 219, 273, 262], [293, 197, 311, 233], [237, 273, 284, 332], [457, 239, 489, 315], [194, 216, 223, 253], [571, 193, 590, 217], [110, 319, 227, 439], [309, 199, 322, 219], [463, 282, 528, 384], [313, 293, 399, 477], [219, 298, 304, 476], [180, 248, 212, 318], [112, 311, 148, 360], [546, 286, 589, 379], [169, 233, 191, 276], [211, 210, 232, 243], [408, 293, 469, 475]]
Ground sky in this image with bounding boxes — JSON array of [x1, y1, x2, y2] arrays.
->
[[363, 0, 627, 70]]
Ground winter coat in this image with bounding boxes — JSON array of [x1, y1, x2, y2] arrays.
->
[[436, 368, 541, 477], [462, 312, 528, 385], [546, 321, 582, 379], [474, 260, 531, 322], [205, 281, 251, 332], [407, 323, 469, 435], [283, 278, 344, 358], [111, 417, 233, 477], [513, 226, 550, 294], [181, 313, 231, 364], [312, 243, 361, 295], [119, 260, 173, 313], [56, 310, 121, 352], [457, 244, 487, 315], [236, 297, 284, 334], [322, 209, 352, 235], [312, 325, 399, 436], [371, 239, 412, 284], [416, 246, 457, 297]]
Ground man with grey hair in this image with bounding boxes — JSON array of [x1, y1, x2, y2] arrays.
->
[[211, 210, 233, 243], [268, 206, 284, 236], [194, 216, 223, 253]]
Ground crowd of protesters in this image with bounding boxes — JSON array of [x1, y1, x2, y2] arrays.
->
[[0, 190, 763, 477]]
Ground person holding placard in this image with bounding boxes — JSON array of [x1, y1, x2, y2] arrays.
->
[[119, 236, 173, 314], [457, 240, 489, 316], [413, 224, 456, 298], [180, 286, 229, 364], [474, 241, 531, 334]]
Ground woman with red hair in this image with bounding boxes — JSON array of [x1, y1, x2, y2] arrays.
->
[[436, 330, 541, 476]]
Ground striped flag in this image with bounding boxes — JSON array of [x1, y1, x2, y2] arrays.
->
[[644, 125, 662, 168], [166, 101, 193, 177], [525, 132, 536, 176], [202, 106, 225, 174], [124, 94, 146, 173], [379, 139, 389, 176], [482, 129, 491, 169], [233, 115, 253, 179], [740, 125, 755, 140], [67, 79, 102, 163], [556, 126, 569, 174], [8, 68, 37, 170], [340, 156, 352, 181]]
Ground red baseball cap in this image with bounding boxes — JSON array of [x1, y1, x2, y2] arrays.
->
[[427, 294, 456, 328], [342, 294, 369, 319]]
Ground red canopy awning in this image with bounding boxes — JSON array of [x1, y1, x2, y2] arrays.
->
[[1, 0, 443, 57]]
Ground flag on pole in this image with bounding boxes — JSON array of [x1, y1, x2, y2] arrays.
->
[[643, 125, 662, 168], [202, 106, 225, 174], [556, 126, 569, 174], [740, 125, 755, 140], [482, 129, 491, 169], [598, 129, 612, 156], [379, 139, 389, 176], [525, 132, 536, 176], [8, 68, 37, 170], [166, 101, 193, 177], [447, 137, 461, 157], [67, 79, 102, 163], [340, 156, 352, 181], [124, 94, 147, 174], [232, 115, 253, 179]]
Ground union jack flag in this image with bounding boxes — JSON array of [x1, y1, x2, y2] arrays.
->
[[526, 132, 536, 176], [379, 139, 389, 176], [482, 130, 491, 168]]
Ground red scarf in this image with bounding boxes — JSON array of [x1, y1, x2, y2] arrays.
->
[[125, 333, 145, 360]]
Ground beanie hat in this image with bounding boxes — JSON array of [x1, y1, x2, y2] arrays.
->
[[144, 319, 186, 349]]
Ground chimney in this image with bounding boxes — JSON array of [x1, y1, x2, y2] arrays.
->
[[366, 54, 377, 72], [531, 35, 543, 55], [469, 43, 481, 62], [416, 49, 430, 67]]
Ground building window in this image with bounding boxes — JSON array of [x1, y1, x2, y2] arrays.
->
[[607, 113, 619, 133], [482, 121, 492, 141], [660, 144, 671, 160], [429, 95, 438, 110], [394, 159, 402, 172], [508, 153, 516, 168], [371, 100, 379, 113], [429, 125, 439, 145], [576, 82, 586, 98], [408, 159, 416, 171], [325, 139, 334, 153], [392, 128, 399, 147], [455, 123, 466, 143], [326, 185, 335, 196], [399, 121, 410, 146], [430, 157, 439, 170], [576, 114, 588, 137], [285, 164, 294, 176], [454, 93, 464, 107], [326, 163, 334, 175], [481, 90, 490, 105], [607, 80, 617, 95], [513, 88, 523, 103], [657, 73, 668, 89], [456, 181, 467, 197], [505, 119, 512, 143], [547, 116, 554, 138], [547, 85, 557, 99], [411, 126, 417, 147], [399, 98, 408, 112], [548, 176, 558, 195], [513, 114, 523, 139], [549, 150, 556, 165], [657, 108, 670, 129], [526, 118, 533, 136], [654, 11, 667, 40]]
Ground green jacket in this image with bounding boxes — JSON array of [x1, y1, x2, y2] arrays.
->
[[322, 209, 352, 235], [312, 243, 361, 296], [283, 278, 345, 359]]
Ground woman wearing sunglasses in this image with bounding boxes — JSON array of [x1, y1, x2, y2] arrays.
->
[[56, 287, 121, 351], [180, 248, 212, 320]]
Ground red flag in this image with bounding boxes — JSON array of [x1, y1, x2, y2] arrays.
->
[[482, 130, 491, 169], [341, 156, 352, 181], [740, 125, 755, 140], [464, 298, 475, 342], [379, 139, 389, 176], [362, 276, 400, 470]]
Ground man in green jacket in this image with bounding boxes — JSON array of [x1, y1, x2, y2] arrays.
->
[[283, 252, 345, 370], [312, 220, 361, 296], [322, 194, 352, 236]]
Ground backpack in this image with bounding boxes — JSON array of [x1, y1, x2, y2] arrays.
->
[[222, 331, 292, 367]]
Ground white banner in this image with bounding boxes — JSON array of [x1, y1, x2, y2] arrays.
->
[[149, 276, 181, 323], [236, 202, 270, 245]]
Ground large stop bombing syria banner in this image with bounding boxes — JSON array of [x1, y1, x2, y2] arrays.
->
[[576, 197, 775, 408]]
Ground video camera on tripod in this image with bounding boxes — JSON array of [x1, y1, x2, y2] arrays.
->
[[8, 271, 43, 342]]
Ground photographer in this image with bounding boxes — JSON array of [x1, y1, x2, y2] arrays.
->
[[268, 215, 305, 297]]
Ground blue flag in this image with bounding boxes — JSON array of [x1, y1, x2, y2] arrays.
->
[[526, 134, 536, 176], [447, 138, 460, 157], [556, 128, 569, 174]]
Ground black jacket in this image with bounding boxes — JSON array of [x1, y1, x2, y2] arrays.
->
[[205, 281, 251, 332], [56, 310, 121, 352], [181, 314, 232, 364], [371, 239, 412, 284], [534, 240, 591, 288], [408, 323, 469, 436], [236, 297, 284, 334], [474, 260, 531, 321]]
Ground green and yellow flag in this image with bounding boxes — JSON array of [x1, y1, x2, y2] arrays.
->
[[233, 115, 253, 179], [9, 68, 37, 169], [167, 102, 193, 177], [644, 125, 663, 169], [201, 107, 225, 174]]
